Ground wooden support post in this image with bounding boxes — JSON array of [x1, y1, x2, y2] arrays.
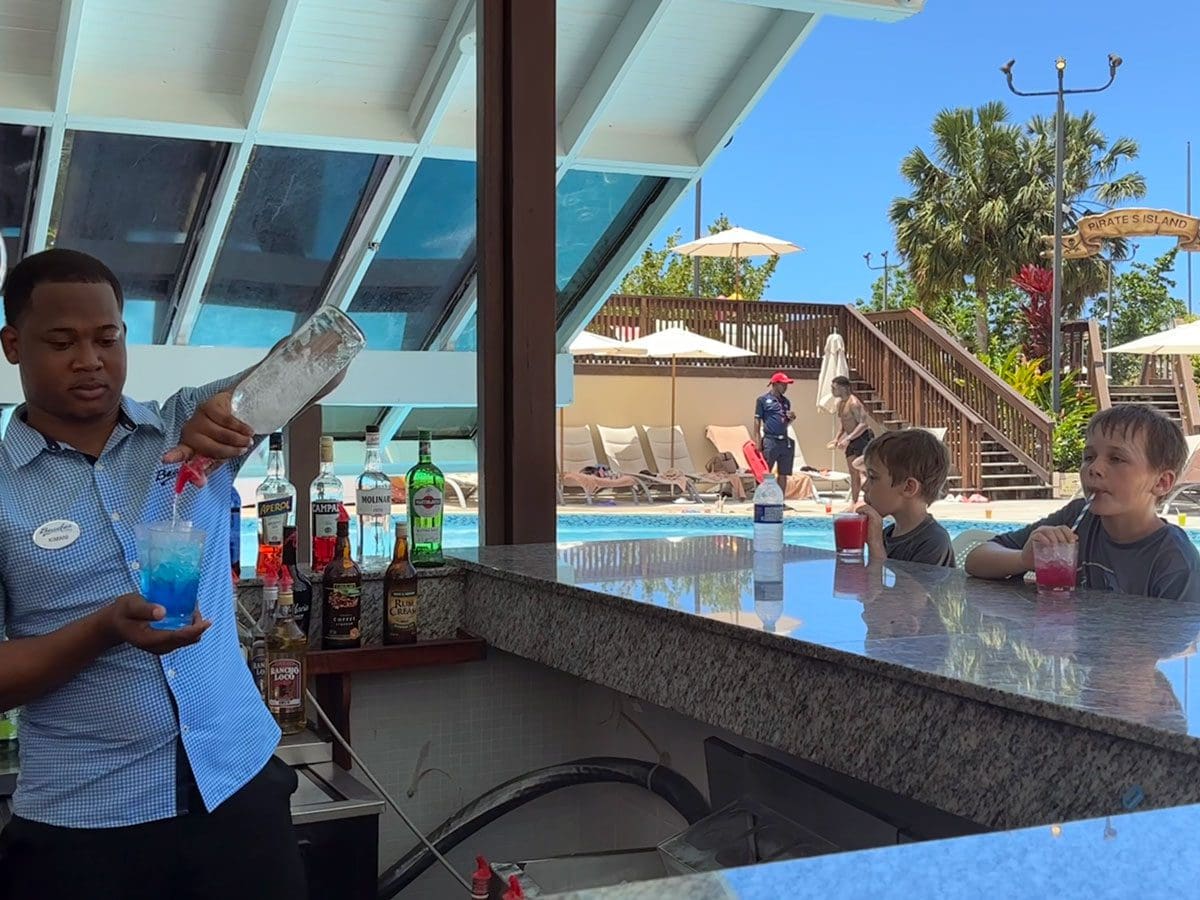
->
[[476, 0, 557, 545]]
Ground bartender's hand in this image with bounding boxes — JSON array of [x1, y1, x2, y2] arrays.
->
[[162, 391, 255, 474], [105, 593, 211, 654]]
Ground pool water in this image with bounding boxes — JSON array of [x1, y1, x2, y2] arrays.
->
[[234, 513, 1023, 573]]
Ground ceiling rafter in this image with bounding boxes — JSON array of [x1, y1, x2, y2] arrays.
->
[[26, 0, 87, 255], [556, 0, 673, 184], [320, 0, 477, 313], [165, 0, 302, 345], [556, 10, 821, 350]]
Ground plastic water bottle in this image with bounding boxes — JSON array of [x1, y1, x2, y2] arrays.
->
[[753, 474, 785, 552]]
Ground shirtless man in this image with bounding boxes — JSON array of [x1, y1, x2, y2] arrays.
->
[[831, 376, 872, 502]]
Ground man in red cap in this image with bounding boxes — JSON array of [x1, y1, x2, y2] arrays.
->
[[755, 372, 797, 498]]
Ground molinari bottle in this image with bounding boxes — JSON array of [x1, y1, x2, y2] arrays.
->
[[407, 430, 445, 567], [321, 510, 362, 649], [383, 521, 418, 644], [310, 436, 342, 569], [282, 525, 313, 638], [267, 569, 308, 735], [255, 432, 296, 578], [356, 425, 392, 571]]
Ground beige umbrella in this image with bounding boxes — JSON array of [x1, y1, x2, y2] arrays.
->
[[624, 327, 752, 468], [1107, 320, 1200, 355], [562, 333, 646, 464], [672, 226, 803, 298]]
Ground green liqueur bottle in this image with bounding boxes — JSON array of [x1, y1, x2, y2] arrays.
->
[[407, 430, 445, 567]]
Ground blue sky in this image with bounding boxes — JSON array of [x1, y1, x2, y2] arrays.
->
[[653, 0, 1198, 308]]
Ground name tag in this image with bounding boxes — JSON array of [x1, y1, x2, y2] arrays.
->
[[33, 519, 81, 550]]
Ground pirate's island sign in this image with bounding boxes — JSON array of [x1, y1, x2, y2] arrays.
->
[[1042, 208, 1200, 259]]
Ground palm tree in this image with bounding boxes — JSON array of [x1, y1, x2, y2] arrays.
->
[[889, 103, 1044, 351], [1022, 111, 1146, 316]]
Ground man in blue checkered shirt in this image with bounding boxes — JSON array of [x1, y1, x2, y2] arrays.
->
[[0, 250, 333, 898]]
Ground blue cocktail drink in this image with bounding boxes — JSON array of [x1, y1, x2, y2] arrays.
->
[[137, 523, 206, 630]]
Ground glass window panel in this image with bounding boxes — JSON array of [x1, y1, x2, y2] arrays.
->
[[555, 171, 668, 316], [0, 124, 39, 273], [193, 146, 379, 347], [321, 405, 384, 439], [349, 158, 476, 350], [50, 131, 223, 343], [397, 407, 476, 440]]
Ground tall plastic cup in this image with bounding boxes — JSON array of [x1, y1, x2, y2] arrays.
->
[[137, 523, 207, 630]]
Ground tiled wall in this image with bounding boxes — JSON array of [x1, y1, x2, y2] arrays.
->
[[348, 651, 725, 899]]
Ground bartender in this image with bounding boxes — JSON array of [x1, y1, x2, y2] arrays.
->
[[0, 250, 337, 899]]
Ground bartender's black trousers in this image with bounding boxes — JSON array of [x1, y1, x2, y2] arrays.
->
[[0, 756, 306, 900]]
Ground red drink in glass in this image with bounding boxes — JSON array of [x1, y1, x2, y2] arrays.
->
[[1033, 541, 1077, 595], [833, 513, 868, 558]]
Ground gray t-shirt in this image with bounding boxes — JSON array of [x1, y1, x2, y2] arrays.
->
[[992, 498, 1200, 601], [883, 515, 955, 567]]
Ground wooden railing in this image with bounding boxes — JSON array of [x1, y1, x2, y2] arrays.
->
[[841, 307, 985, 490], [1062, 319, 1111, 410], [583, 294, 842, 370], [866, 309, 1053, 482]]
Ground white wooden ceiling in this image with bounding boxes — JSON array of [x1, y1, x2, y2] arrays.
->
[[0, 0, 921, 427]]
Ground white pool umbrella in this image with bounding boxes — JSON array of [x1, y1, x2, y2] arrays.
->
[[625, 327, 752, 467], [816, 331, 851, 469], [1107, 320, 1200, 355], [562, 333, 647, 465], [672, 227, 803, 297]]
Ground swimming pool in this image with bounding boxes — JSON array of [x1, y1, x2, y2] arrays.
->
[[234, 513, 1024, 573]]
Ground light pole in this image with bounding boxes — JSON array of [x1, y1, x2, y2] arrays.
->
[[863, 251, 894, 310], [1103, 242, 1138, 375], [1002, 53, 1123, 414]]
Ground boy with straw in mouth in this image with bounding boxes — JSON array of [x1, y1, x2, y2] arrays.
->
[[966, 406, 1200, 601]]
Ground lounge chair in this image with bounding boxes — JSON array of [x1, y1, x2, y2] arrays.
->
[[642, 425, 748, 501], [704, 424, 817, 502], [787, 425, 851, 500], [596, 425, 699, 502], [1159, 434, 1200, 514], [558, 425, 644, 504], [445, 473, 479, 508]]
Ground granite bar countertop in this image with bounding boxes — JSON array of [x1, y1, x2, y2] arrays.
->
[[452, 537, 1200, 827], [545, 800, 1200, 899]]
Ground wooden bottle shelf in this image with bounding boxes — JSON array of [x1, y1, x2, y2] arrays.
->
[[307, 631, 487, 675]]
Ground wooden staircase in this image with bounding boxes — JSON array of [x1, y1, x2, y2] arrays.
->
[[861, 309, 1054, 499], [853, 382, 1052, 499], [1063, 319, 1200, 435], [1108, 384, 1184, 428]]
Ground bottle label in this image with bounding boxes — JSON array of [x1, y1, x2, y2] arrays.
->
[[251, 645, 267, 689], [386, 587, 418, 632], [258, 496, 293, 545], [356, 488, 392, 518], [324, 582, 361, 641], [754, 503, 784, 525], [312, 500, 340, 538], [267, 658, 303, 712], [411, 487, 443, 544]]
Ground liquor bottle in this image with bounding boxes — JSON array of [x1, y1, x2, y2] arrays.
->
[[267, 569, 309, 736], [321, 513, 362, 649], [250, 576, 278, 699], [255, 432, 296, 578], [311, 435, 342, 570], [356, 425, 392, 571], [282, 525, 313, 639], [229, 487, 242, 581], [407, 429, 445, 567], [383, 521, 418, 645]]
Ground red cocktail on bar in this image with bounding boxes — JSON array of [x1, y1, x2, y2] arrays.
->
[[833, 513, 868, 558]]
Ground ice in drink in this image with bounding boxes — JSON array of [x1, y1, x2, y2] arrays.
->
[[1034, 540, 1077, 595], [137, 522, 206, 630]]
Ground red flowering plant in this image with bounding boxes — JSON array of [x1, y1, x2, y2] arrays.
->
[[1011, 264, 1054, 364]]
